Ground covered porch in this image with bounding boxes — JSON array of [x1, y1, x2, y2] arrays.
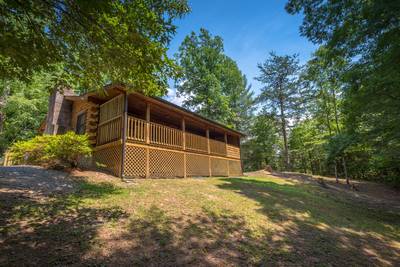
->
[[93, 91, 243, 178]]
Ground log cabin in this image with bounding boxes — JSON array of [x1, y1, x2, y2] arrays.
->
[[43, 84, 244, 178]]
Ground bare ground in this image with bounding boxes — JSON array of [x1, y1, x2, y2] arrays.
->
[[245, 169, 400, 213]]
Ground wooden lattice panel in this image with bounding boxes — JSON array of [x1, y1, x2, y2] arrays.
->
[[149, 148, 184, 178], [124, 145, 147, 178], [211, 157, 228, 176], [93, 144, 122, 177], [186, 153, 209, 177], [229, 160, 242, 176]]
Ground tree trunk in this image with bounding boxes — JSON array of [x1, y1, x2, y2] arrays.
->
[[0, 83, 10, 133], [331, 88, 340, 134], [279, 99, 290, 170], [342, 157, 349, 185], [334, 160, 339, 183], [308, 151, 313, 175]]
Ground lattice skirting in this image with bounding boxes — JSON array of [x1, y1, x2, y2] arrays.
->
[[186, 153, 210, 177], [91, 142, 242, 178], [124, 145, 147, 178], [211, 157, 229, 176], [229, 160, 242, 176], [149, 148, 184, 178], [93, 144, 122, 177]]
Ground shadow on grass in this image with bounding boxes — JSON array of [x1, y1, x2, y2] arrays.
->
[[2, 169, 400, 266], [214, 177, 400, 266], [0, 177, 127, 266], [86, 205, 268, 266]]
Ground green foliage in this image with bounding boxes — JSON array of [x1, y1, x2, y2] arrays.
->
[[289, 119, 327, 174], [0, 0, 189, 94], [9, 132, 92, 168], [0, 71, 54, 153], [286, 0, 400, 185], [242, 113, 281, 171], [175, 28, 254, 131]]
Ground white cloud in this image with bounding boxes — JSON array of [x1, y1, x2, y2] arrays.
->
[[164, 87, 187, 107]]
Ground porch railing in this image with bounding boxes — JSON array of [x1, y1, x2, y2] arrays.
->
[[150, 122, 183, 148], [97, 116, 122, 145], [185, 132, 208, 153], [102, 115, 237, 157], [127, 116, 146, 142], [227, 145, 240, 159], [209, 138, 227, 156]]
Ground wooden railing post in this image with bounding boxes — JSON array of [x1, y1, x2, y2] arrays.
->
[[225, 133, 230, 177], [146, 103, 151, 144], [146, 103, 150, 178], [182, 118, 186, 150], [206, 129, 211, 177], [206, 129, 210, 154], [182, 117, 186, 178], [224, 133, 228, 156], [121, 93, 128, 178]]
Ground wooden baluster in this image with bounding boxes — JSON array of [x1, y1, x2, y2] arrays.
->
[[142, 120, 144, 141], [127, 118, 130, 139]]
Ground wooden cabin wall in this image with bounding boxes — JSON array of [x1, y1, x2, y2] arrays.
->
[[71, 100, 99, 145]]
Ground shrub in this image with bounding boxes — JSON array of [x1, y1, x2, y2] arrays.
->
[[9, 132, 92, 168]]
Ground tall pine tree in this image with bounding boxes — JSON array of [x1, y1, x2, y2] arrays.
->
[[256, 52, 302, 170]]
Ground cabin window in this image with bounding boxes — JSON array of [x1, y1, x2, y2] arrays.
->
[[76, 112, 86, 135]]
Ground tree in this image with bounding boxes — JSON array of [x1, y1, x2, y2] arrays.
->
[[0, 71, 54, 153], [175, 28, 254, 130], [242, 112, 280, 171], [0, 0, 189, 94], [289, 118, 327, 175], [286, 0, 400, 184], [226, 76, 255, 133], [301, 47, 350, 182], [255, 52, 301, 170]]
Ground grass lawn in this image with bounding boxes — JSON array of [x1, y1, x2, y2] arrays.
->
[[1, 169, 400, 266]]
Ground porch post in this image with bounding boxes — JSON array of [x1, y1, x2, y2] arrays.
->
[[121, 93, 128, 178], [182, 118, 186, 178], [224, 133, 229, 176], [224, 133, 228, 156], [146, 103, 151, 144], [206, 129, 210, 154], [206, 129, 211, 177], [239, 136, 243, 175], [145, 103, 150, 178]]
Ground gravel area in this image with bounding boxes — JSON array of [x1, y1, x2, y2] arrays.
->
[[0, 166, 75, 197]]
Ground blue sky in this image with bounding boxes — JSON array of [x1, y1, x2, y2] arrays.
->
[[166, 0, 316, 105]]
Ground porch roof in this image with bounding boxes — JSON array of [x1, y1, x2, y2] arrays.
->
[[66, 84, 245, 137]]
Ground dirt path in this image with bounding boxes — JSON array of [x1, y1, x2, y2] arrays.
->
[[0, 166, 75, 198], [245, 170, 400, 213]]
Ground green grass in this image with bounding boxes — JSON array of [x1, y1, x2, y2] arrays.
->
[[1, 175, 400, 266]]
